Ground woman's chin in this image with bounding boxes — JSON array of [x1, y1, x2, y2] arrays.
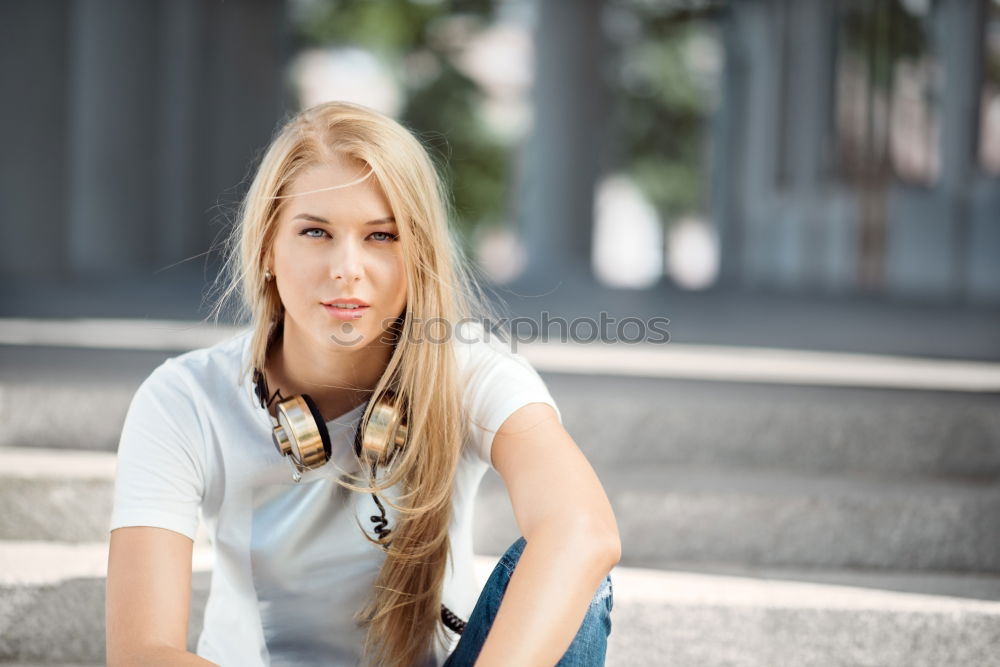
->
[[324, 325, 368, 349]]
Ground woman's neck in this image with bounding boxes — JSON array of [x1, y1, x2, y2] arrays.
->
[[264, 323, 393, 421]]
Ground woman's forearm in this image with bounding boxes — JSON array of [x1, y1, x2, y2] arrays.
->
[[473, 523, 619, 667]]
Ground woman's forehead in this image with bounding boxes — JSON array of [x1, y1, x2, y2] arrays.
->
[[288, 158, 372, 195], [281, 162, 389, 213]]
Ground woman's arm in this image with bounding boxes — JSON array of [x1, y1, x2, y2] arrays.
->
[[475, 403, 621, 667], [106, 526, 220, 667], [474, 520, 618, 667]]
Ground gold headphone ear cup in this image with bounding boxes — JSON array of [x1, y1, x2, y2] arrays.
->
[[358, 393, 407, 467], [299, 394, 332, 461], [272, 394, 331, 472]]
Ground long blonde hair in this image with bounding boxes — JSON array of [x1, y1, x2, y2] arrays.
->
[[207, 100, 504, 666]]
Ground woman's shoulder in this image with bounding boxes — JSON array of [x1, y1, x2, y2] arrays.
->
[[452, 319, 536, 374], [453, 320, 510, 359], [451, 320, 555, 406], [451, 319, 563, 464]]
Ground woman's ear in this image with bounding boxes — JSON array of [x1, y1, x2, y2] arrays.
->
[[263, 245, 275, 275]]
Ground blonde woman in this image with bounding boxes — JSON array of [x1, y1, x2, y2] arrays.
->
[[105, 101, 620, 667]]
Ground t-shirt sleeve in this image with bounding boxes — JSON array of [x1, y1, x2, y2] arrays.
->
[[108, 360, 207, 542], [458, 329, 563, 469]]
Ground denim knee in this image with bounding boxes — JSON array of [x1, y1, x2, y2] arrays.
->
[[583, 573, 613, 629], [449, 537, 612, 667], [592, 572, 613, 615], [498, 536, 613, 631], [556, 572, 613, 666], [497, 535, 528, 574], [499, 536, 613, 603]]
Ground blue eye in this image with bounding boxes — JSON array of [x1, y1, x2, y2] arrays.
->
[[298, 228, 398, 242]]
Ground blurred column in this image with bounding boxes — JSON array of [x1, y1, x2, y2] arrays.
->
[[714, 3, 749, 287], [0, 1, 72, 277], [67, 0, 159, 274], [200, 0, 294, 272], [516, 0, 612, 289], [728, 0, 783, 288], [967, 0, 1000, 302], [157, 0, 208, 268], [936, 0, 979, 296], [886, 0, 980, 299], [782, 0, 841, 291], [157, 0, 291, 272], [26, 0, 289, 282]]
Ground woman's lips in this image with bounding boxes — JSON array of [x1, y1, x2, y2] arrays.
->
[[323, 304, 369, 320]]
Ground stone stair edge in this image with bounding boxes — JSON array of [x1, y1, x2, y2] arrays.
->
[[6, 446, 998, 494], [0, 447, 116, 479], [3, 316, 1000, 392], [3, 538, 1000, 612], [478, 461, 1000, 499]]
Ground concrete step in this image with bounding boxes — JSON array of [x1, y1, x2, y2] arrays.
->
[[603, 563, 1000, 667], [549, 374, 1000, 480], [0, 449, 116, 543], [1, 540, 998, 666], [476, 464, 1000, 573], [3, 342, 999, 479], [5, 448, 999, 574], [0, 540, 211, 664], [0, 344, 174, 453]]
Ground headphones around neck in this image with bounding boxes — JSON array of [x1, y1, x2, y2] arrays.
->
[[251, 367, 468, 636], [253, 368, 408, 480]]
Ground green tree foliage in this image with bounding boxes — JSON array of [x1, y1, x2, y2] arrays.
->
[[291, 0, 727, 234], [610, 2, 725, 222], [290, 0, 508, 237]]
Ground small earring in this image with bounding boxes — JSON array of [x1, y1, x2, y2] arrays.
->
[[264, 270, 273, 281]]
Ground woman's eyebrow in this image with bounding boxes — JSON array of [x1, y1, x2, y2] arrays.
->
[[292, 213, 396, 225]]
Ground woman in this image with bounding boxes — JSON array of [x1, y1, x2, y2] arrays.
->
[[106, 101, 620, 667]]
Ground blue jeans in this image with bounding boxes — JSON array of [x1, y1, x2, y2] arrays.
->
[[443, 536, 614, 666]]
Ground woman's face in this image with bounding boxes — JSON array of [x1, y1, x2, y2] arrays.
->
[[267, 157, 407, 352]]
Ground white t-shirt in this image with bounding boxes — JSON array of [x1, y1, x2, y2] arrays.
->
[[108, 323, 561, 667]]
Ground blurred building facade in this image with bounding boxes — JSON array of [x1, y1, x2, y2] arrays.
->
[[516, 0, 1000, 305], [0, 0, 291, 281], [1, 0, 998, 324], [712, 0, 1000, 303]]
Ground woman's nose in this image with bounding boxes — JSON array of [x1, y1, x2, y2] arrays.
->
[[329, 236, 363, 281]]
